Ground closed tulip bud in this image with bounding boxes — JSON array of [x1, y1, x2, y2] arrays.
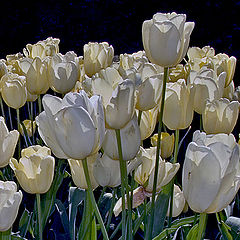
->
[[47, 53, 79, 94], [10, 145, 55, 194], [102, 115, 141, 161], [138, 106, 158, 140], [167, 184, 185, 217], [183, 130, 240, 213], [203, 98, 239, 134], [134, 147, 179, 193], [93, 153, 141, 188], [0, 117, 19, 168], [84, 42, 114, 77], [142, 12, 195, 67], [188, 67, 225, 114], [23, 37, 60, 59], [151, 132, 174, 159], [36, 91, 105, 160], [212, 53, 236, 87], [0, 73, 27, 109], [136, 63, 163, 111], [163, 79, 194, 130], [19, 119, 36, 137], [0, 181, 22, 231], [68, 153, 99, 190]]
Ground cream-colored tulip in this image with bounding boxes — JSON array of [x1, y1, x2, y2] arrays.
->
[[183, 130, 240, 213], [0, 60, 7, 79], [169, 64, 187, 82], [0, 73, 27, 109], [134, 147, 180, 193], [36, 91, 105, 160], [151, 132, 174, 159], [47, 53, 79, 94], [203, 98, 239, 134], [212, 53, 236, 87], [188, 67, 225, 114], [138, 106, 158, 140], [163, 79, 194, 130], [102, 115, 141, 161], [0, 181, 22, 231], [19, 119, 36, 137], [167, 184, 185, 217], [68, 153, 99, 190], [136, 63, 163, 111], [23, 37, 60, 59], [0, 117, 19, 168], [93, 153, 141, 188], [142, 12, 195, 67], [223, 80, 235, 100], [187, 46, 215, 72], [84, 42, 114, 77], [18, 57, 49, 95], [10, 145, 55, 194]]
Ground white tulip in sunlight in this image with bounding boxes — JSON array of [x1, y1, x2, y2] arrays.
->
[[102, 115, 141, 161], [202, 98, 239, 134], [0, 117, 19, 168], [68, 153, 99, 190], [0, 181, 22, 231], [93, 153, 141, 188], [167, 184, 185, 217], [84, 42, 114, 77], [142, 12, 195, 67], [183, 130, 240, 213], [36, 90, 105, 160]]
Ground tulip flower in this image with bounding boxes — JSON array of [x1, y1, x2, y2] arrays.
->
[[134, 147, 180, 193], [92, 67, 135, 129], [23, 37, 60, 59], [212, 53, 236, 87], [138, 106, 159, 140], [142, 12, 195, 67], [36, 91, 105, 160], [202, 98, 239, 134], [0, 73, 27, 109], [167, 184, 185, 217], [188, 67, 225, 114], [183, 130, 240, 213], [68, 153, 99, 190], [84, 42, 114, 77], [19, 119, 36, 137], [47, 52, 79, 94], [102, 115, 141, 161], [151, 132, 174, 159], [0, 181, 22, 231], [0, 60, 7, 79], [10, 145, 55, 194], [169, 64, 187, 82], [93, 153, 141, 188], [163, 79, 194, 130]]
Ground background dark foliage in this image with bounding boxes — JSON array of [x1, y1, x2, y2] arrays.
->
[[0, 0, 240, 79]]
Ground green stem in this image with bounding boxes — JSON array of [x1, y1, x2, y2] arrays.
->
[[8, 107, 13, 130], [0, 228, 12, 240], [106, 188, 117, 231], [30, 101, 35, 144], [197, 213, 207, 240], [82, 158, 109, 240], [16, 109, 21, 158], [199, 114, 203, 131], [148, 66, 168, 240], [36, 193, 42, 240], [137, 110, 142, 126], [97, 186, 107, 205], [0, 95, 5, 119], [38, 95, 42, 113]]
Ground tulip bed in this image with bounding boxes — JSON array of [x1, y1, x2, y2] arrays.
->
[[0, 12, 240, 240]]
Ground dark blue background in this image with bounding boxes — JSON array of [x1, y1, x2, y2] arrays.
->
[[1, 0, 240, 79]]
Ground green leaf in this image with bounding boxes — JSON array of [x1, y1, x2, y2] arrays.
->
[[226, 216, 240, 238], [98, 192, 113, 222], [55, 199, 71, 237], [91, 217, 97, 240], [0, 228, 11, 240], [18, 208, 32, 237], [151, 182, 172, 237], [68, 187, 85, 240], [186, 223, 199, 240], [153, 216, 198, 240], [219, 221, 233, 240]]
